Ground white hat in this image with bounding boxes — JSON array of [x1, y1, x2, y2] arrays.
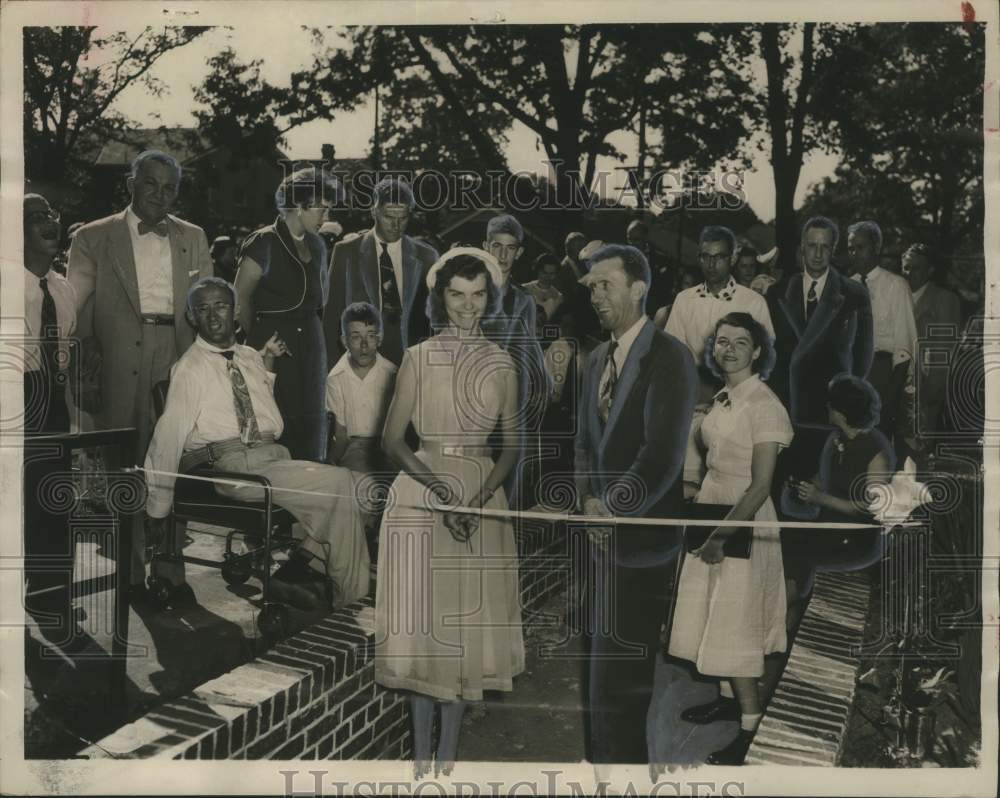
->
[[425, 247, 504, 291], [318, 221, 343, 236]]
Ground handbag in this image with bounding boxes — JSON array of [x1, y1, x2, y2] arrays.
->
[[683, 502, 753, 559]]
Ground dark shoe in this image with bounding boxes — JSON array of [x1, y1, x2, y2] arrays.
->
[[706, 729, 755, 765], [268, 574, 324, 611], [680, 696, 741, 725], [167, 581, 197, 610]]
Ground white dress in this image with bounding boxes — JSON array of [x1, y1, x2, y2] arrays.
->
[[668, 375, 792, 678], [374, 335, 525, 702]]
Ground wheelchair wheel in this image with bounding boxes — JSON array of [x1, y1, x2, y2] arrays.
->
[[257, 604, 290, 642], [221, 559, 253, 586]]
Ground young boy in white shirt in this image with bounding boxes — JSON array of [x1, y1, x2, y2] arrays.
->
[[326, 303, 397, 550], [326, 301, 397, 472]]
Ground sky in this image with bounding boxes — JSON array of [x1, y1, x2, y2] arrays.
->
[[107, 25, 841, 224]]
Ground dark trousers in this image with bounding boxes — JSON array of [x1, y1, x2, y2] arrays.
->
[[586, 548, 673, 764], [23, 371, 72, 602], [867, 351, 910, 448]]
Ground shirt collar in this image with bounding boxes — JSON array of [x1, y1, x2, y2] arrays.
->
[[330, 351, 394, 378], [912, 283, 928, 304], [372, 229, 402, 253], [715, 373, 761, 405], [610, 315, 646, 356], [803, 268, 829, 292], [194, 335, 237, 356], [695, 276, 738, 301], [852, 265, 884, 283], [126, 205, 170, 234]]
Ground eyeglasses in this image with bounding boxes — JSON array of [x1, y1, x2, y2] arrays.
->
[[25, 210, 61, 225], [698, 252, 731, 267]]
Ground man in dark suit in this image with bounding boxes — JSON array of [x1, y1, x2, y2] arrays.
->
[[481, 214, 549, 507], [68, 149, 213, 598], [575, 244, 698, 764], [323, 179, 438, 366], [902, 243, 963, 435]]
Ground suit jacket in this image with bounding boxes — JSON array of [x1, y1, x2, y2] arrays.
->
[[914, 282, 962, 403], [323, 230, 438, 364], [67, 210, 212, 429], [575, 318, 698, 567], [485, 282, 551, 425], [767, 268, 874, 428]]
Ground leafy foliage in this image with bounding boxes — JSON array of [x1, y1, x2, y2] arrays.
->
[[23, 26, 208, 183]]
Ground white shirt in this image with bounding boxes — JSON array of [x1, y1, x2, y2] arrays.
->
[[126, 206, 174, 315], [325, 352, 397, 437], [851, 266, 917, 366], [23, 268, 77, 372], [372, 229, 404, 306], [599, 315, 646, 399], [801, 269, 830, 315], [144, 335, 282, 517], [664, 277, 774, 363]]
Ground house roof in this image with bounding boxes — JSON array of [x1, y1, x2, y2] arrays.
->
[[93, 127, 288, 168]]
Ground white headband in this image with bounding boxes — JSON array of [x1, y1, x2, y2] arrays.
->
[[425, 247, 505, 291]]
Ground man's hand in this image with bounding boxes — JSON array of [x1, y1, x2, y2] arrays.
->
[[693, 536, 725, 564], [260, 332, 290, 360]]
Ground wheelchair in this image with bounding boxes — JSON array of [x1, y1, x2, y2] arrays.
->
[[150, 380, 298, 641]]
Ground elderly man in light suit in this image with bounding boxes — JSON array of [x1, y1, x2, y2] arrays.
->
[[323, 178, 438, 367], [68, 149, 212, 599]]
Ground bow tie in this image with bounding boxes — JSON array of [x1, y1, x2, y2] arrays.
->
[[714, 390, 731, 409], [138, 220, 168, 237]]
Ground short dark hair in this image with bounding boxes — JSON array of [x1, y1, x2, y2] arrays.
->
[[130, 149, 182, 181], [533, 252, 561, 273], [275, 167, 345, 212], [827, 373, 881, 430], [586, 244, 651, 296], [736, 238, 759, 260], [486, 213, 524, 243], [210, 235, 235, 260], [801, 215, 840, 251], [340, 301, 382, 337], [703, 312, 777, 381], [426, 254, 502, 328], [373, 177, 415, 211], [847, 220, 883, 253], [699, 225, 736, 255], [186, 276, 236, 316]]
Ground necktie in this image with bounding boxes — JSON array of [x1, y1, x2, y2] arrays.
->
[[806, 279, 818, 323], [220, 351, 261, 445], [598, 340, 619, 424], [379, 243, 402, 323], [38, 277, 60, 377], [138, 220, 168, 237]]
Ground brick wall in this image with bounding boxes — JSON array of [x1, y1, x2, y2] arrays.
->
[[83, 519, 570, 760]]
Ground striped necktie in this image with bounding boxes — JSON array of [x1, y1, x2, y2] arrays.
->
[[220, 350, 261, 444], [598, 340, 619, 424]]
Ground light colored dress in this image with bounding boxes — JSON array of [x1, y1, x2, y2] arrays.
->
[[374, 335, 525, 702], [668, 374, 792, 678]]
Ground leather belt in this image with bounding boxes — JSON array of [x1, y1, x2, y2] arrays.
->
[[179, 433, 277, 472], [420, 442, 493, 458], [141, 314, 175, 326]]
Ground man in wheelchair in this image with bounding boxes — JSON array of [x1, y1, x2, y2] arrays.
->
[[142, 277, 370, 611]]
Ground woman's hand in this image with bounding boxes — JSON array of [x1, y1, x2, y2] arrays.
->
[[795, 479, 825, 506], [694, 536, 725, 565], [444, 511, 479, 546]]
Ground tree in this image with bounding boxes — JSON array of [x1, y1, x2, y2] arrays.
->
[[23, 26, 208, 185], [809, 23, 985, 256]]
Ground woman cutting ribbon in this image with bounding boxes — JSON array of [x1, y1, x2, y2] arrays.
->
[[374, 248, 524, 778]]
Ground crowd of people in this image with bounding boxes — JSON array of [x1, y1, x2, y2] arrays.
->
[[20, 148, 978, 769]]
